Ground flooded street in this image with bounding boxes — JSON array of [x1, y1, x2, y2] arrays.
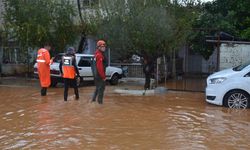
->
[[0, 78, 250, 149]]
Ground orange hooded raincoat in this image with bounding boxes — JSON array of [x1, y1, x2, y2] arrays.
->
[[36, 48, 51, 87]]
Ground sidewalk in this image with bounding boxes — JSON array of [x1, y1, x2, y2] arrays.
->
[[119, 77, 155, 86], [0, 76, 158, 86], [0, 76, 39, 87], [0, 76, 164, 92]]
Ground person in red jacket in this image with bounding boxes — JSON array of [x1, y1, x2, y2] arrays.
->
[[91, 40, 107, 104], [36, 42, 53, 96], [59, 47, 80, 101]]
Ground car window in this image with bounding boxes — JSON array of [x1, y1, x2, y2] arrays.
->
[[233, 60, 250, 71], [244, 72, 250, 77], [78, 57, 93, 67], [53, 54, 63, 63]]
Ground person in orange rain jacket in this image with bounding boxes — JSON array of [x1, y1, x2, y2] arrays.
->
[[36, 42, 53, 96], [91, 40, 107, 104], [59, 47, 80, 101]]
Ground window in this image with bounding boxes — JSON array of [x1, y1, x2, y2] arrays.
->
[[78, 57, 93, 67], [244, 72, 250, 77], [53, 54, 63, 63], [233, 60, 250, 71]]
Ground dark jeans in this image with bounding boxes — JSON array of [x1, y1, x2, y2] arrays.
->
[[41, 87, 47, 96], [144, 74, 151, 90], [64, 78, 79, 101], [92, 77, 106, 104]]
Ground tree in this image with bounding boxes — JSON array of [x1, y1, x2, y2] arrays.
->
[[85, 0, 176, 60], [79, 0, 199, 79], [190, 0, 250, 59], [3, 0, 78, 53]]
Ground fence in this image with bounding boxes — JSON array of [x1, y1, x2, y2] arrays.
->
[[112, 54, 210, 93], [111, 63, 145, 78]]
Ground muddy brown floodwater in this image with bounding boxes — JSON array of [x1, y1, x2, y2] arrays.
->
[[0, 80, 250, 149]]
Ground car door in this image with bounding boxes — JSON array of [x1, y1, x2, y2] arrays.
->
[[77, 56, 94, 81], [50, 54, 63, 77]]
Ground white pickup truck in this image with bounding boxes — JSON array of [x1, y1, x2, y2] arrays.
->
[[34, 53, 123, 87]]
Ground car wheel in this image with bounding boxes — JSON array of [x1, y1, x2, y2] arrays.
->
[[50, 79, 58, 87], [110, 73, 119, 85], [223, 90, 249, 109]]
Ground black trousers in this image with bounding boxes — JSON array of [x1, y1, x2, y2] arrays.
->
[[41, 87, 47, 96], [144, 74, 151, 90], [92, 77, 105, 104], [64, 78, 79, 101]]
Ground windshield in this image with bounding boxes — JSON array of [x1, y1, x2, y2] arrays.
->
[[233, 60, 250, 71]]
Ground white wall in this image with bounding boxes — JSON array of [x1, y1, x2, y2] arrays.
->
[[219, 43, 250, 70]]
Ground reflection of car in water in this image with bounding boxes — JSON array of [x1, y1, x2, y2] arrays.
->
[[34, 53, 123, 87], [206, 60, 250, 109]]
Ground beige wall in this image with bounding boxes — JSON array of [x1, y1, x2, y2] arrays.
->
[[220, 43, 250, 70]]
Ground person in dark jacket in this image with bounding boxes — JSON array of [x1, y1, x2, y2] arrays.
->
[[59, 47, 80, 101], [143, 58, 154, 90], [91, 40, 107, 104]]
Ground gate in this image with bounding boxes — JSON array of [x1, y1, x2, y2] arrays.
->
[[157, 48, 217, 92], [111, 47, 218, 92]]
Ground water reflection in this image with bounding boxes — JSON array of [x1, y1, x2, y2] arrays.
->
[[0, 86, 250, 149]]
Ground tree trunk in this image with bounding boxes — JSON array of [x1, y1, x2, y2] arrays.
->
[[76, 0, 86, 53], [0, 35, 2, 77], [77, 33, 86, 53]]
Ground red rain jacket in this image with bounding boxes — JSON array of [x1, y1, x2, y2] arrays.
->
[[95, 50, 106, 80]]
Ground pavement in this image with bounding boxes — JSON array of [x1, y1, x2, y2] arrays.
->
[[0, 76, 168, 94], [0, 76, 39, 87], [0, 76, 153, 88]]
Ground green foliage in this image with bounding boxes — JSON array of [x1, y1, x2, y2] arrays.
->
[[190, 0, 250, 59], [83, 0, 197, 61], [3, 0, 78, 52]]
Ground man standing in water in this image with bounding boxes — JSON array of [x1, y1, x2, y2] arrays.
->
[[143, 57, 154, 90], [91, 40, 107, 104], [36, 42, 53, 96], [59, 47, 80, 101]]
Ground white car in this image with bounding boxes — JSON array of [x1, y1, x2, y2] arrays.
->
[[206, 60, 250, 109], [34, 53, 123, 87]]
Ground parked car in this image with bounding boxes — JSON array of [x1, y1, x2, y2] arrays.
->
[[206, 60, 250, 109], [34, 53, 123, 87]]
